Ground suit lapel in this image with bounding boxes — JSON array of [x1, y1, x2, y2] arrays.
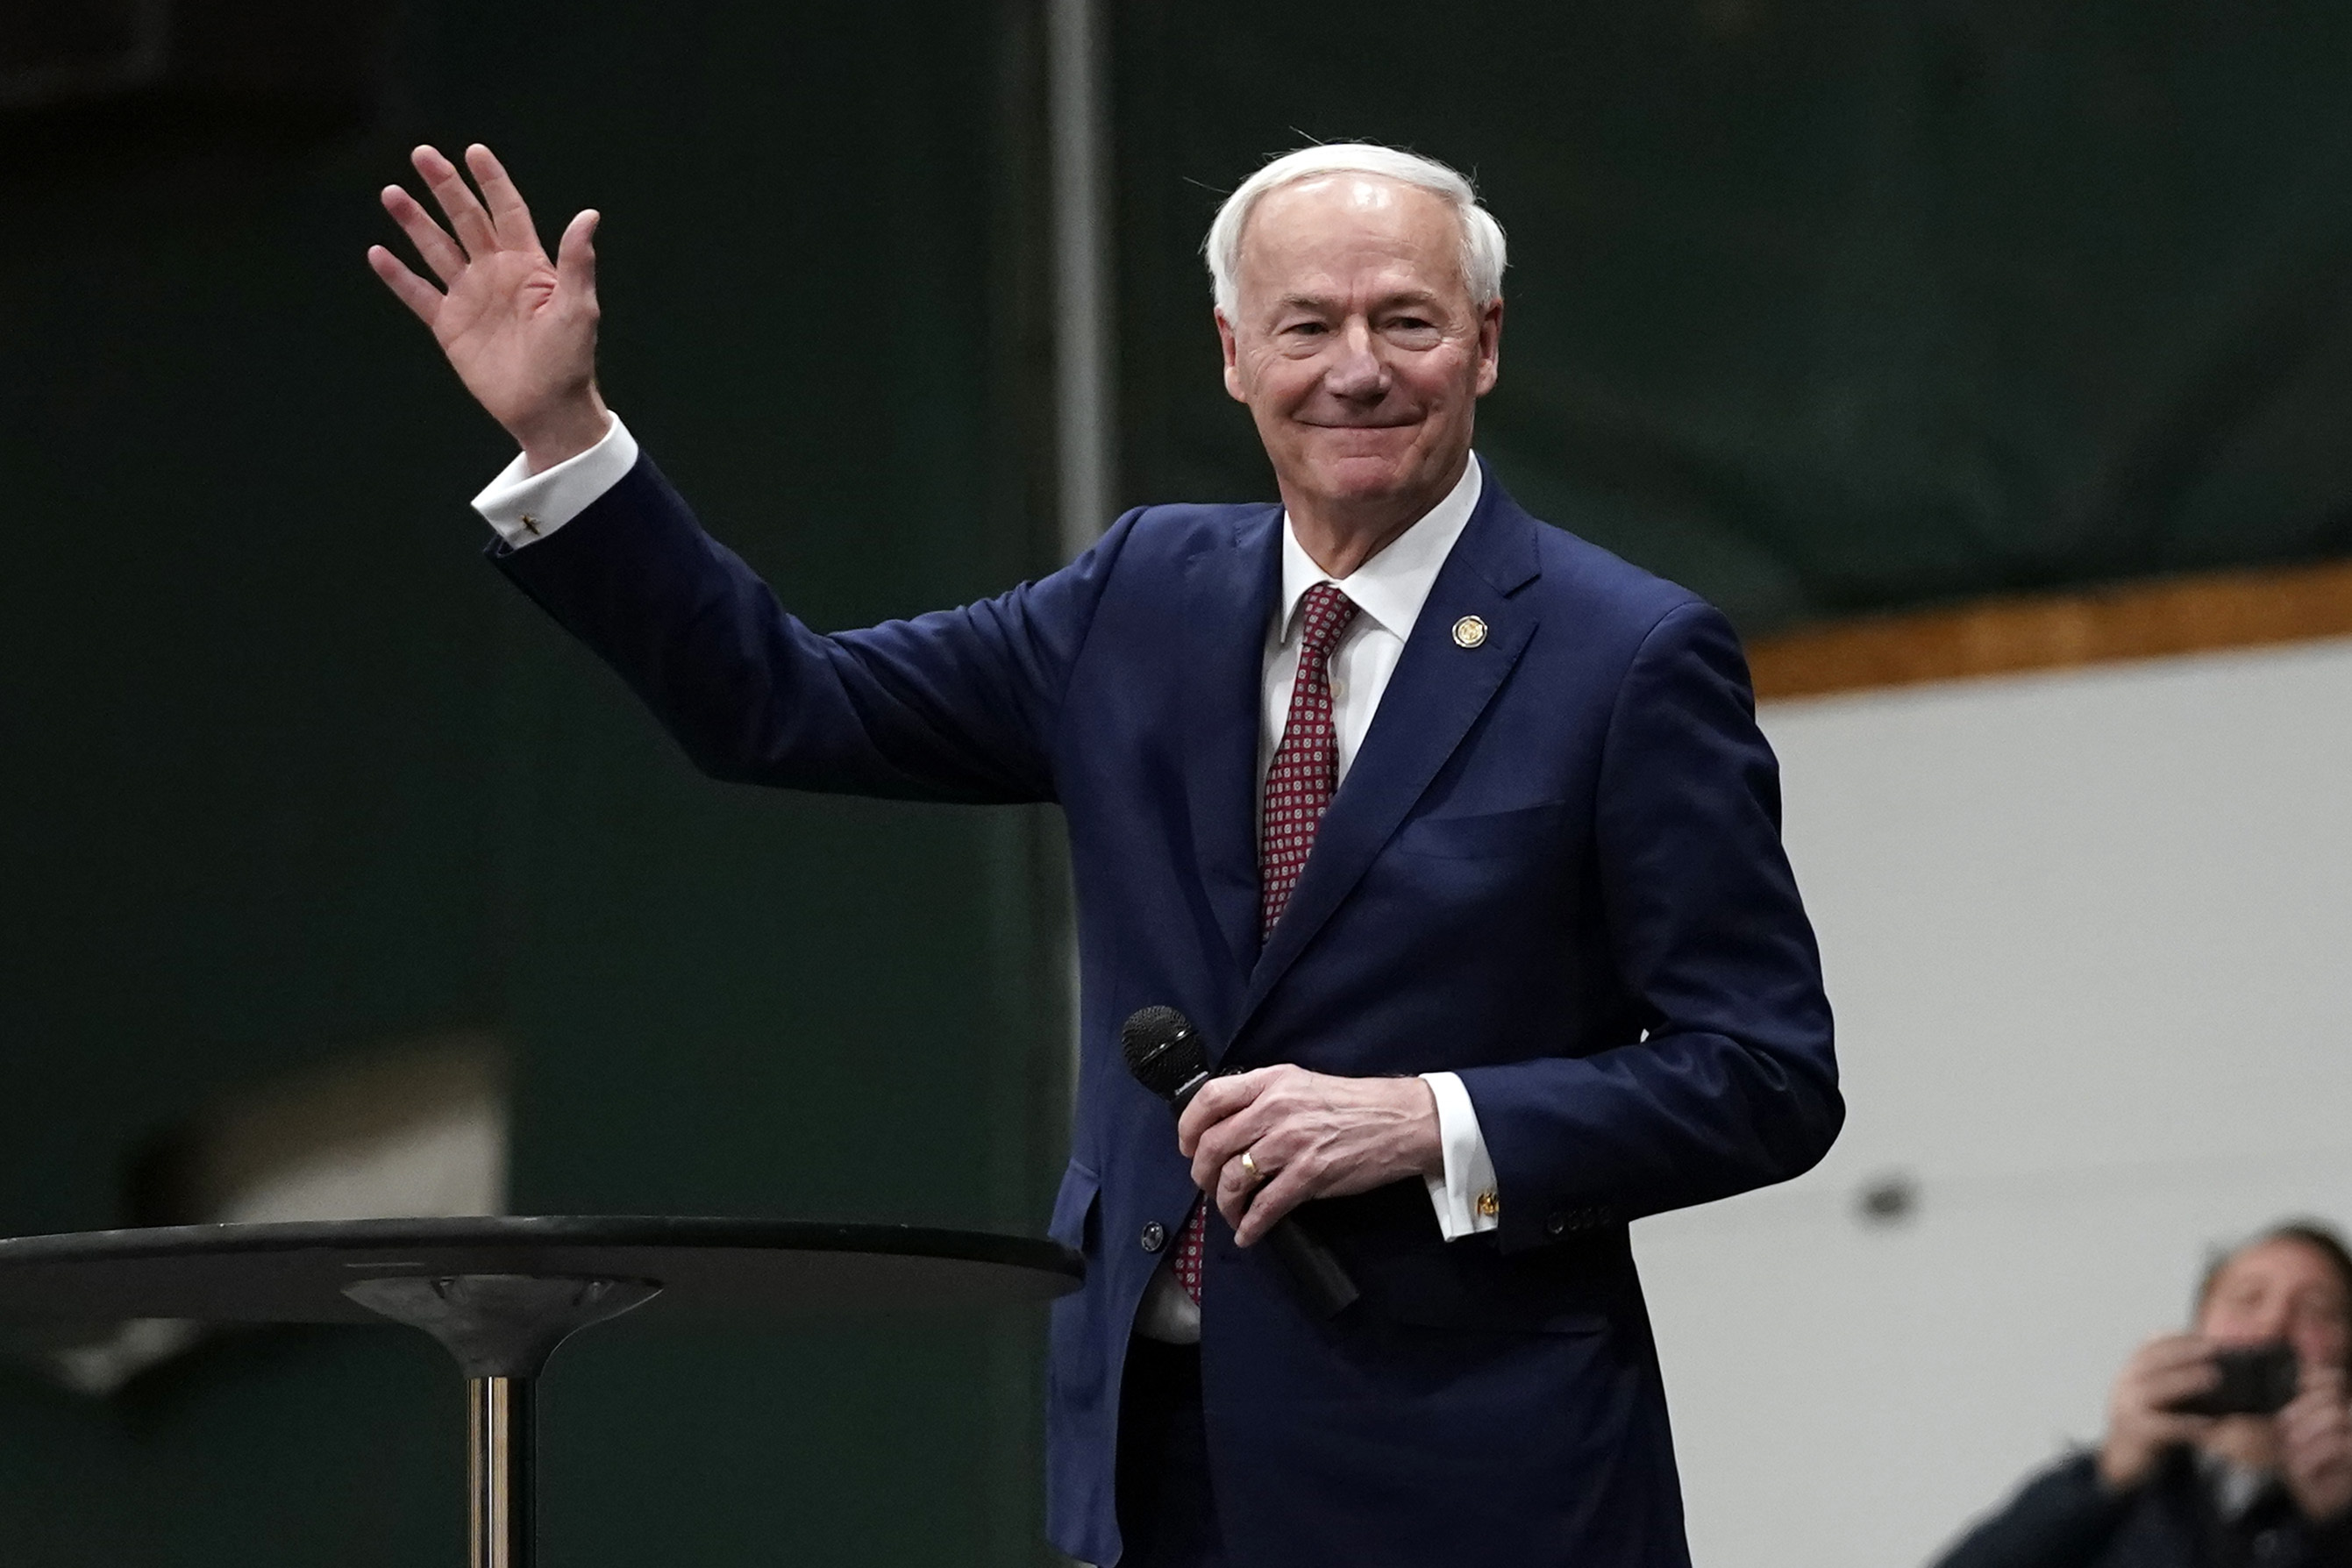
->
[[1181, 508, 1284, 979], [1233, 469, 1544, 1044]]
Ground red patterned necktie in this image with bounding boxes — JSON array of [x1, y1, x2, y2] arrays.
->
[[1174, 581, 1361, 1304]]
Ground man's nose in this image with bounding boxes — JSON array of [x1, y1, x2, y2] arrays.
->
[[1322, 322, 1389, 401]]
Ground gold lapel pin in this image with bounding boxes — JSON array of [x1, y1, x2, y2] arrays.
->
[[1451, 615, 1488, 649]]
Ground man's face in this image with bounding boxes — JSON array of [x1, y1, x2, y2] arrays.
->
[[2199, 1237, 2352, 1375], [1217, 175, 1501, 521]]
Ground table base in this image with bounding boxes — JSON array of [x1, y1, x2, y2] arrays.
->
[[345, 1274, 662, 1568]]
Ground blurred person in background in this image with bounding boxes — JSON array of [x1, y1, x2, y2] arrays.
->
[[1937, 1222, 2352, 1568]]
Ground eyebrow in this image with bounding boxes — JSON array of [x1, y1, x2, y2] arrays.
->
[[1271, 289, 1447, 314]]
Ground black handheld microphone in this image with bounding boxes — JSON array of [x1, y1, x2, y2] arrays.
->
[[1120, 1006, 1360, 1318]]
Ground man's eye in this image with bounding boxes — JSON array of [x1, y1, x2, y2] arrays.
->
[[1284, 321, 1327, 336]]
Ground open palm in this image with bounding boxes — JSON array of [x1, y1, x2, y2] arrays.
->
[[368, 144, 609, 469]]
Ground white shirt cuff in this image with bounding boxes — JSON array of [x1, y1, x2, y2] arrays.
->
[[470, 412, 640, 549], [1418, 1071, 1500, 1240]]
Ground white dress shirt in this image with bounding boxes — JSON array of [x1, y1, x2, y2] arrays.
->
[[471, 411, 641, 548], [474, 418, 1503, 1348], [1258, 456, 1500, 1244]]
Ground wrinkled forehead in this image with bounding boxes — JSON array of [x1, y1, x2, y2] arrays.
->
[[1234, 174, 1470, 302]]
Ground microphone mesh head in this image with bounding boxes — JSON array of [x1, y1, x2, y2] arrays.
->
[[1120, 1006, 1205, 1102]]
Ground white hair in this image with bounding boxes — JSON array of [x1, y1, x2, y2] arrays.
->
[[1204, 143, 1507, 317]]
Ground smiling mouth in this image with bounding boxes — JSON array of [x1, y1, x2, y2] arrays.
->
[[1298, 417, 1420, 431]]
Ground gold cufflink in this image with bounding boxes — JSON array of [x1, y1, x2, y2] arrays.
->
[[1475, 1190, 1500, 1218], [1452, 616, 1487, 648], [520, 513, 540, 536]]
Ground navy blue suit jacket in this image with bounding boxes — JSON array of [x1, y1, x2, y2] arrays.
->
[[492, 452, 1842, 1568]]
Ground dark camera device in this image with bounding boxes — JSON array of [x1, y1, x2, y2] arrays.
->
[[2168, 1343, 2301, 1417]]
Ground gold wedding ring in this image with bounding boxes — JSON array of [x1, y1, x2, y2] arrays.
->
[[1240, 1149, 1263, 1183]]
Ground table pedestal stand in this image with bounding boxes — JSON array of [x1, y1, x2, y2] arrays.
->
[[0, 1215, 1083, 1568], [345, 1275, 661, 1568]]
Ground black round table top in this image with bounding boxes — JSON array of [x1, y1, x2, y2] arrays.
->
[[0, 1215, 1083, 1327]]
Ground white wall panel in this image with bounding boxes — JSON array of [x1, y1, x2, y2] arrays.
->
[[1639, 638, 2352, 1568]]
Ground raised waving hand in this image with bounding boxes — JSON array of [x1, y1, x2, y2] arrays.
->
[[368, 144, 609, 472]]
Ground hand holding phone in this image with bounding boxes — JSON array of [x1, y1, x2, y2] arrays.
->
[[2165, 1342, 2301, 1417]]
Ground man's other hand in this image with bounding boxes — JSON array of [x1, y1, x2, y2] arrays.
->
[[368, 144, 609, 473], [1176, 1066, 1441, 1246], [2280, 1365, 2352, 1522], [2098, 1335, 2216, 1492]]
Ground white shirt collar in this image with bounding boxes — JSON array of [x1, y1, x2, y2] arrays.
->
[[1276, 456, 1485, 646]]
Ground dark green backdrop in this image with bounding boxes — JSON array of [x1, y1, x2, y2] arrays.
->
[[1114, 0, 2352, 633], [2, 2, 1070, 1564]]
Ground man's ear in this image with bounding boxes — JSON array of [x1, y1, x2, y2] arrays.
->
[[1215, 309, 1247, 403], [1473, 297, 1504, 398]]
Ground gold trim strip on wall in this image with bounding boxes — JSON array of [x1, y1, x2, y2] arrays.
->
[[1747, 559, 2352, 702]]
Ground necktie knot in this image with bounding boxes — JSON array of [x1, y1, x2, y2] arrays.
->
[[1294, 582, 1358, 669]]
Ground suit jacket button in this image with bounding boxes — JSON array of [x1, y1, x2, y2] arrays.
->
[[1545, 1211, 1567, 1237], [1140, 1221, 1167, 1253]]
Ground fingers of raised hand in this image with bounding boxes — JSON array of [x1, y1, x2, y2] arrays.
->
[[411, 145, 502, 260], [366, 244, 443, 324], [556, 210, 602, 306], [465, 144, 539, 249], [380, 184, 467, 285]]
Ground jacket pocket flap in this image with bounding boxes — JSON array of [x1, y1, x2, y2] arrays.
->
[[1393, 801, 1569, 859]]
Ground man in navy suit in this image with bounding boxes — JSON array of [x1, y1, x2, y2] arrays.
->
[[370, 139, 1842, 1568]]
